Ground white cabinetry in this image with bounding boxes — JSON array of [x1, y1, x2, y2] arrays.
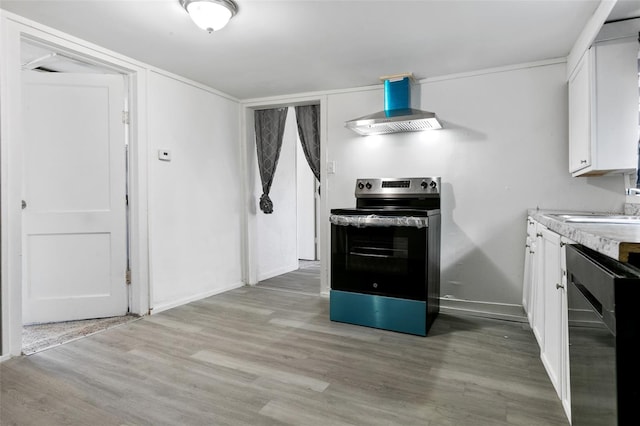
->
[[523, 218, 571, 422], [567, 36, 638, 176], [540, 226, 562, 397], [522, 217, 537, 322], [531, 223, 545, 345], [559, 236, 571, 421], [568, 49, 592, 172]]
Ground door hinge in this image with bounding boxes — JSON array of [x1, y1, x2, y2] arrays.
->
[[126, 268, 131, 285], [122, 111, 130, 124]]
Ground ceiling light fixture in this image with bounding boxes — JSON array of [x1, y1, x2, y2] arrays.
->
[[180, 0, 238, 33]]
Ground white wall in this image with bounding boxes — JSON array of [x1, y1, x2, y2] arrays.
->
[[148, 71, 243, 311], [326, 62, 625, 315], [254, 107, 299, 280]]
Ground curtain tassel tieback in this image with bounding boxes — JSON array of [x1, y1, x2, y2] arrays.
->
[[259, 193, 274, 214]]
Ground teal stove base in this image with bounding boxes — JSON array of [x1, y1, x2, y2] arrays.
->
[[329, 290, 427, 336]]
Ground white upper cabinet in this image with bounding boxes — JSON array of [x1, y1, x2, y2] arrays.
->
[[568, 49, 592, 173], [568, 36, 639, 177]]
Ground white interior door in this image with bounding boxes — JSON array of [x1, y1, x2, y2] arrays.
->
[[296, 139, 316, 261], [21, 71, 128, 324]]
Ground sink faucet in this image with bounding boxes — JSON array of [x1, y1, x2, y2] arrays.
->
[[626, 188, 640, 196]]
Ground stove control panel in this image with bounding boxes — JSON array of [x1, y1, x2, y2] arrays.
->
[[354, 177, 440, 198]]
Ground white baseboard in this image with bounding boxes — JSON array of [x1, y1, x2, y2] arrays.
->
[[439, 297, 528, 323], [0, 353, 11, 363], [151, 281, 244, 314], [152, 283, 528, 324]]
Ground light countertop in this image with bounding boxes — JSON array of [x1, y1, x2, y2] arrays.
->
[[528, 209, 640, 263]]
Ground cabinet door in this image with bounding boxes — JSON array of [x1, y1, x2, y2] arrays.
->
[[559, 237, 572, 423], [593, 36, 639, 172], [568, 48, 592, 173], [530, 223, 545, 347], [522, 217, 536, 319], [540, 227, 563, 399]]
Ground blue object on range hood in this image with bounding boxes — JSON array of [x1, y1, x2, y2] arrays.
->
[[345, 74, 442, 136]]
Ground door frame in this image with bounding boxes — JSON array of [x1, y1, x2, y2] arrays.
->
[[295, 136, 319, 262], [240, 95, 329, 296], [1, 13, 150, 357]]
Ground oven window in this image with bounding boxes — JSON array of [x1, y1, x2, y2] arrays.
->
[[348, 236, 409, 275]]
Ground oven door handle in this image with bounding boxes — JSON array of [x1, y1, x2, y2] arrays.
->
[[349, 247, 407, 258]]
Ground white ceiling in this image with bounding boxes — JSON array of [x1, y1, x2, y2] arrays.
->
[[1, 0, 638, 100]]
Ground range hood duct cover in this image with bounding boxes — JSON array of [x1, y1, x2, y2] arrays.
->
[[345, 75, 442, 136]]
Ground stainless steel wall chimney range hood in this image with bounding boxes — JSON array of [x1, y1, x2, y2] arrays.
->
[[345, 73, 442, 136]]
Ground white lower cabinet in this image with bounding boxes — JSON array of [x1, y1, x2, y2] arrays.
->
[[559, 236, 571, 422], [523, 218, 571, 422], [522, 218, 537, 323], [530, 228, 544, 346], [540, 226, 562, 396]]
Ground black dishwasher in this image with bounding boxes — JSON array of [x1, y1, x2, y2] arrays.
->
[[566, 244, 640, 426]]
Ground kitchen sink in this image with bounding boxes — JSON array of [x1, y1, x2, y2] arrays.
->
[[551, 214, 640, 225]]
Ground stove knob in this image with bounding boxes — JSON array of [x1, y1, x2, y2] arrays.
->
[[365, 182, 372, 190], [372, 282, 378, 288], [358, 182, 364, 190], [429, 181, 437, 189], [421, 180, 428, 189]]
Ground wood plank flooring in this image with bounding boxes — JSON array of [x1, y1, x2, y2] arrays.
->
[[257, 261, 320, 295], [1, 267, 568, 425]]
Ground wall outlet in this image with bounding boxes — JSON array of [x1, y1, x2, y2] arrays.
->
[[158, 150, 171, 161], [327, 161, 336, 174]]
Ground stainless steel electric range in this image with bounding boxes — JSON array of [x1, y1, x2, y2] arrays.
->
[[329, 177, 441, 336]]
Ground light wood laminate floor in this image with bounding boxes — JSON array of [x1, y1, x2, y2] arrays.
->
[[257, 261, 320, 295], [1, 269, 568, 426]]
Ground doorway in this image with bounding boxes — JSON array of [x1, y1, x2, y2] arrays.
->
[[252, 106, 321, 294], [19, 40, 131, 353]]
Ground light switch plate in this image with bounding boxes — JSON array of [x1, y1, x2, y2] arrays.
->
[[327, 161, 336, 174], [158, 150, 171, 161]]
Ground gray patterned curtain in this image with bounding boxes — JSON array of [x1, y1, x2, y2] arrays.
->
[[254, 107, 288, 213], [294, 105, 321, 184]]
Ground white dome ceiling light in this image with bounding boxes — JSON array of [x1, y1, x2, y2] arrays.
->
[[180, 0, 238, 33]]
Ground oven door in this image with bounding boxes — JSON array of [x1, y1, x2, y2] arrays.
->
[[331, 218, 427, 300]]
